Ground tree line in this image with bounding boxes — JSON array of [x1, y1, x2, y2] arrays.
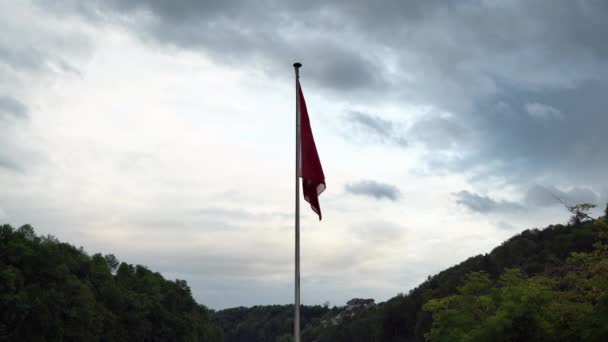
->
[[2, 203, 607, 341], [0, 224, 223, 341], [297, 205, 608, 341]]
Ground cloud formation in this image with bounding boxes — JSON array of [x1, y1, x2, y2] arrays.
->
[[525, 185, 600, 207], [32, 0, 608, 187], [347, 111, 407, 147], [454, 190, 524, 214], [456, 185, 605, 217], [0, 96, 28, 119], [345, 180, 401, 201]]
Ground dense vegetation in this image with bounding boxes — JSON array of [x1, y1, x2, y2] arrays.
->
[[0, 224, 223, 342], [424, 242, 608, 341], [304, 211, 608, 342], [3, 205, 607, 341], [215, 304, 333, 342]]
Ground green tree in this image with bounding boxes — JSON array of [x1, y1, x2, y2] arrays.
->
[[0, 224, 223, 342], [424, 243, 608, 342]]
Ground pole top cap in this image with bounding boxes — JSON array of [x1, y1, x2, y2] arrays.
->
[[293, 62, 302, 68]]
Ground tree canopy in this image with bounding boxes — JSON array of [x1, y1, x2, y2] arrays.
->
[[295, 210, 608, 341], [2, 207, 608, 341], [0, 224, 223, 342], [424, 241, 608, 341]]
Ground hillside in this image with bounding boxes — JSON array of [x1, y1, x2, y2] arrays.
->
[[2, 210, 607, 341], [214, 304, 332, 342], [215, 210, 608, 342], [213, 299, 379, 342], [0, 224, 223, 342], [304, 213, 608, 342]]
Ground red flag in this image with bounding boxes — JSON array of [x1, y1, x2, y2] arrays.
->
[[298, 81, 326, 220]]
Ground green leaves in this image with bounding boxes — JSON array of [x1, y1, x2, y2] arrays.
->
[[0, 224, 223, 342], [424, 243, 608, 342]]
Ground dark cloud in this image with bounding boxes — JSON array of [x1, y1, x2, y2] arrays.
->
[[0, 157, 23, 172], [456, 185, 606, 217], [350, 111, 392, 136], [0, 17, 85, 75], [34, 0, 608, 92], [462, 80, 608, 186], [345, 180, 401, 201], [525, 185, 600, 207], [36, 2, 608, 184], [0, 45, 47, 72], [11, 0, 608, 212], [408, 115, 469, 150], [0, 96, 28, 119], [347, 111, 407, 147], [454, 190, 524, 214], [40, 0, 389, 92]]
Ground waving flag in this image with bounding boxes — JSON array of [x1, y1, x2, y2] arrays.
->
[[298, 81, 326, 220], [293, 63, 324, 342]]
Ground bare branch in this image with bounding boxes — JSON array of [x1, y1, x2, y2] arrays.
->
[[553, 194, 596, 224], [552, 194, 570, 209]]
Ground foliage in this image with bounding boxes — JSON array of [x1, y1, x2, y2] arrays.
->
[[553, 196, 597, 225], [300, 210, 608, 342], [214, 304, 332, 342], [567, 203, 597, 225], [423, 243, 608, 341], [3, 210, 608, 342], [0, 224, 223, 342]]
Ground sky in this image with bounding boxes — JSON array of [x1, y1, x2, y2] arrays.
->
[[1, 0, 608, 309]]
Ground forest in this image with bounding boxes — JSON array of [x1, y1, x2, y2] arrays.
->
[[0, 224, 223, 341], [2, 204, 607, 341], [295, 205, 608, 342]]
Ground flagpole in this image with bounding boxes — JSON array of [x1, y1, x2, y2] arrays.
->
[[293, 62, 302, 342]]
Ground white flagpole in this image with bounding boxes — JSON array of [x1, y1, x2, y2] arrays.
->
[[293, 62, 302, 342]]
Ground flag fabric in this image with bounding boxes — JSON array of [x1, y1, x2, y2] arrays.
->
[[298, 81, 326, 220]]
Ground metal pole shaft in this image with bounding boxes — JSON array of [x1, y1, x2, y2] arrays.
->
[[293, 62, 302, 342]]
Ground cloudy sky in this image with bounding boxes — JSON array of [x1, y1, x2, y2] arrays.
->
[[2, 1, 607, 309]]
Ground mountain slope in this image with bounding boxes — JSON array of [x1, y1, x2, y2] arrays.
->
[[0, 224, 223, 342], [423, 242, 608, 341], [213, 214, 608, 342], [308, 216, 608, 342], [3, 212, 607, 341], [214, 304, 333, 342]]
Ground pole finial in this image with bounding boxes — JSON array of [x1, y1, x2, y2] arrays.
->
[[293, 62, 302, 68]]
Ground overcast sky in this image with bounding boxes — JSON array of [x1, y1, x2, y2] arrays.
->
[[2, 1, 608, 309]]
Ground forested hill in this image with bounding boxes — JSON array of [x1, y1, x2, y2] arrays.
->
[[214, 304, 333, 342], [301, 210, 608, 342], [0, 224, 223, 342], [214, 208, 608, 342], [3, 209, 608, 342]]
